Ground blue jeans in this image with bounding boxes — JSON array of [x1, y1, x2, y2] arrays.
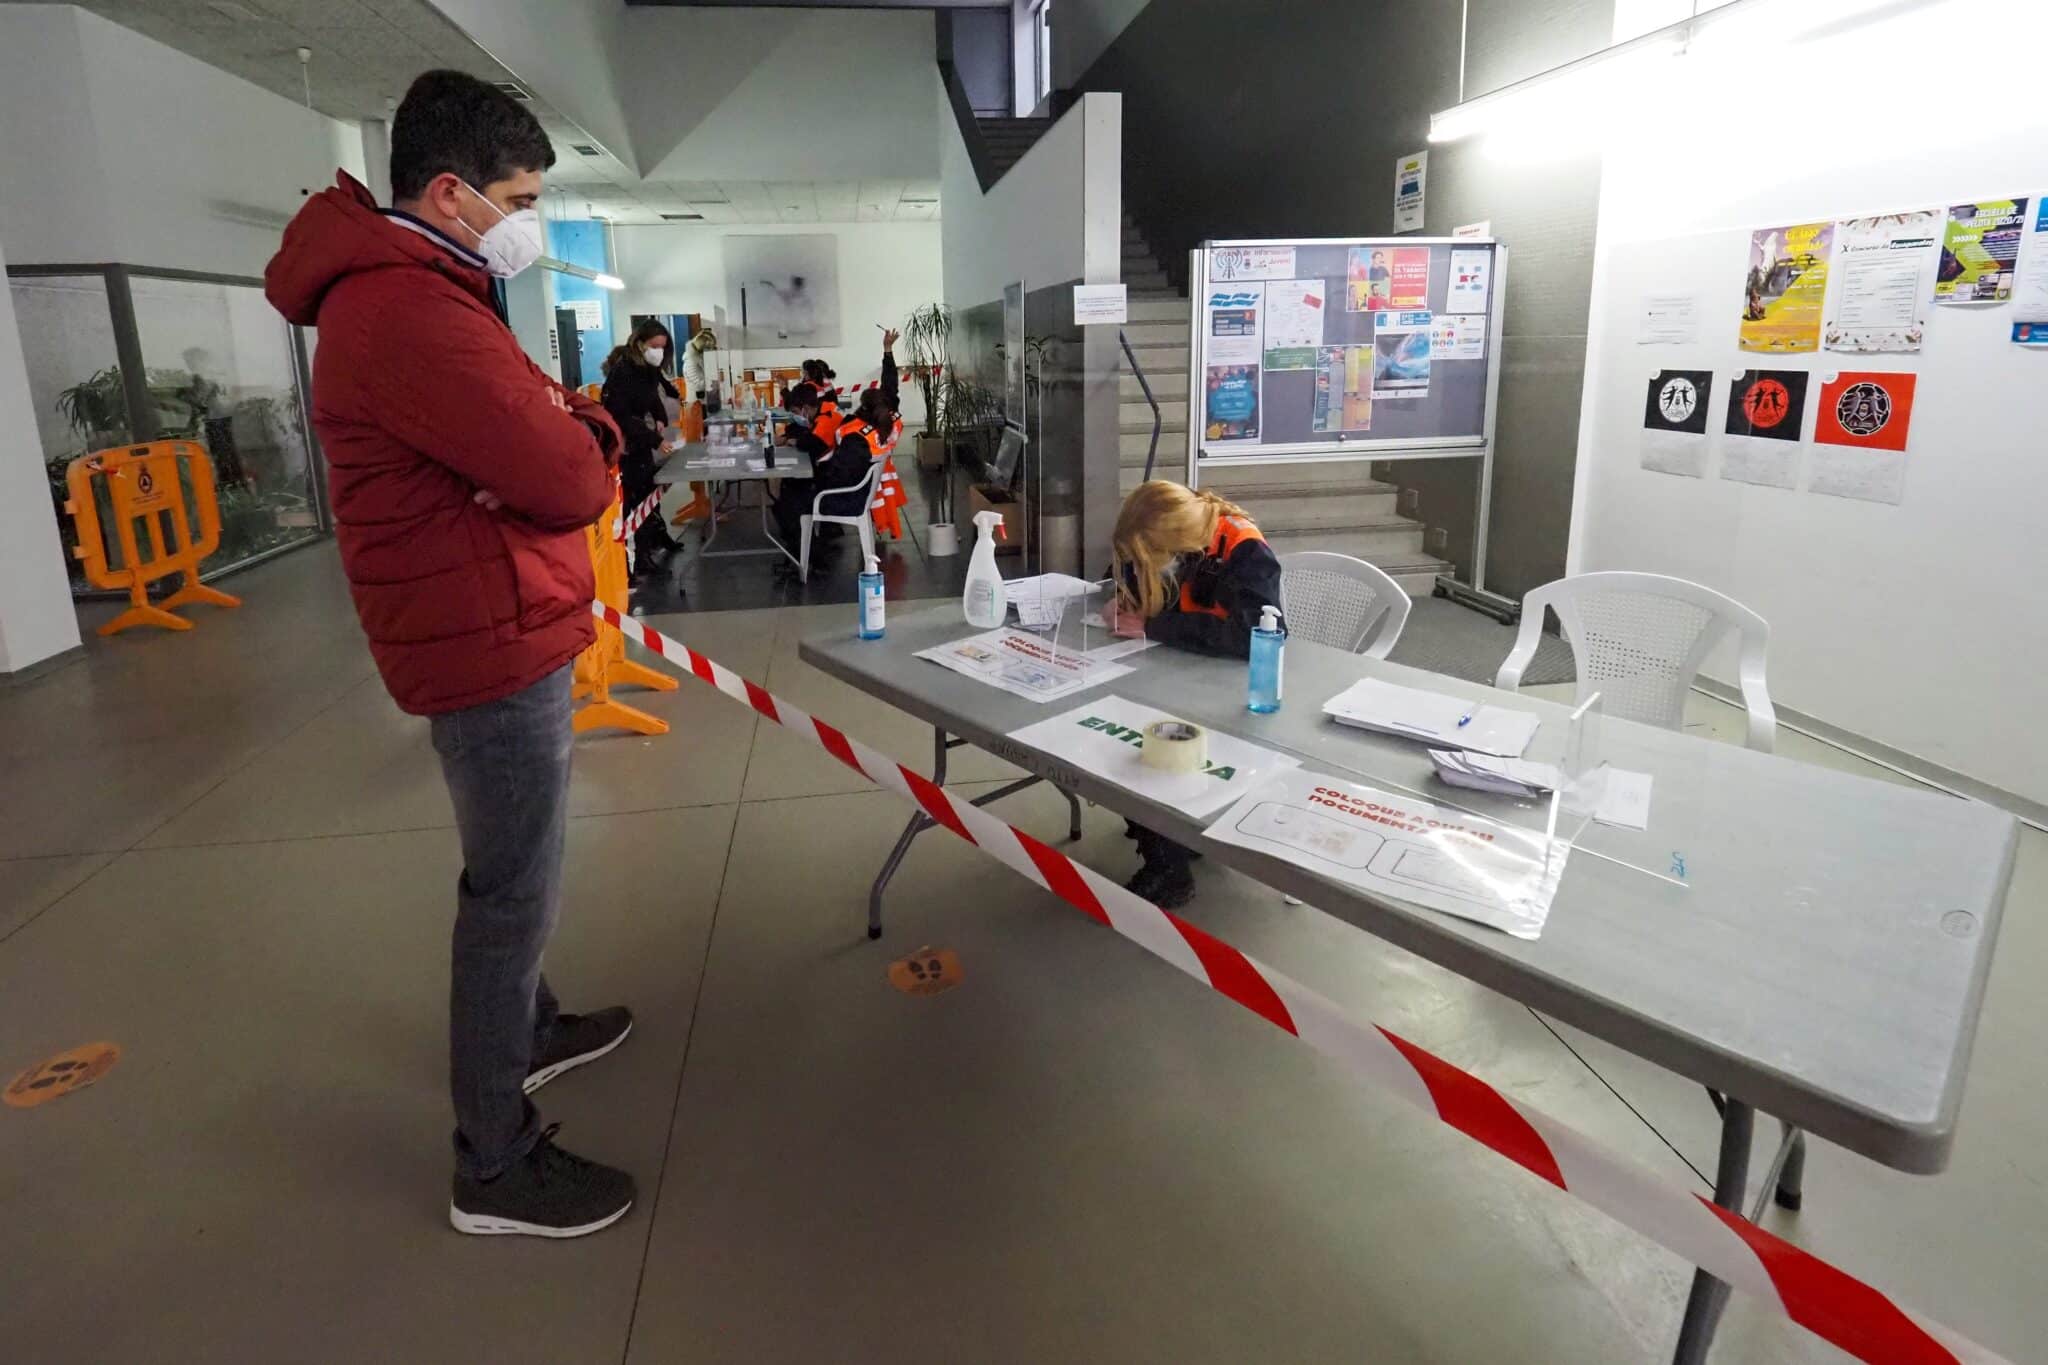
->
[[429, 665, 572, 1179]]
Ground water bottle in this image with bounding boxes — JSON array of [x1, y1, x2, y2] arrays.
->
[[858, 554, 886, 640], [1248, 605, 1284, 714]]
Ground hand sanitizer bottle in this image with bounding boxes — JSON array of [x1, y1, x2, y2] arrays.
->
[[858, 554, 885, 639], [1248, 606, 1284, 714], [962, 509, 1009, 628]]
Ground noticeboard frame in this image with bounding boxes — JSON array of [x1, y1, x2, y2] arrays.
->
[[1182, 235, 1510, 599]]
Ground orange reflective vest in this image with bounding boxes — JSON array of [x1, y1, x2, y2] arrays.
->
[[832, 415, 902, 460], [1177, 515, 1266, 618], [813, 386, 842, 445]]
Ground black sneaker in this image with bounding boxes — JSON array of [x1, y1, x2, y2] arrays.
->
[[1125, 861, 1196, 910], [525, 1007, 633, 1095], [449, 1125, 635, 1238]]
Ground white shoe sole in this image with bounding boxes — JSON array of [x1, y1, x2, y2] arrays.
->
[[448, 1199, 632, 1239], [523, 1018, 633, 1095]]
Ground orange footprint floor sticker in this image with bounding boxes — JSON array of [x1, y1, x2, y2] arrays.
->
[[5, 1042, 120, 1109], [888, 947, 963, 997]]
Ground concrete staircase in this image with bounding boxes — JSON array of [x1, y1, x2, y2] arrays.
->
[[976, 116, 1055, 178], [1116, 217, 1451, 595]]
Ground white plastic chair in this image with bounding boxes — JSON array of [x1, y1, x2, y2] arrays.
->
[[1278, 551, 1412, 659], [799, 456, 886, 583], [1494, 570, 1776, 752]]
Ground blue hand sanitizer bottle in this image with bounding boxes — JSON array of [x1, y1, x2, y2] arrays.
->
[[858, 554, 885, 640], [1248, 605, 1284, 714]]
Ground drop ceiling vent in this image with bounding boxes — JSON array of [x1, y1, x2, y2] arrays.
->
[[661, 213, 703, 221], [491, 81, 530, 100], [572, 144, 602, 157]]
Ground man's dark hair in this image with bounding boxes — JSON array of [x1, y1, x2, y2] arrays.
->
[[389, 70, 556, 202], [784, 382, 820, 412]]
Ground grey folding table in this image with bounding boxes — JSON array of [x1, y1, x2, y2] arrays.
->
[[655, 442, 810, 563], [800, 605, 2017, 1363]]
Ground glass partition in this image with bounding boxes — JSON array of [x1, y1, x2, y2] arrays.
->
[[7, 274, 127, 588], [5, 265, 326, 593]]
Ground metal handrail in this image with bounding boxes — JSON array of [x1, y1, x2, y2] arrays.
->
[[1119, 328, 1163, 483]]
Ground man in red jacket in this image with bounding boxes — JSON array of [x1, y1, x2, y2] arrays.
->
[[266, 70, 636, 1238]]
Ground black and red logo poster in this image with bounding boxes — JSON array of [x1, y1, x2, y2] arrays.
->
[[1724, 369, 1808, 441], [1643, 369, 1713, 434], [1815, 371, 1917, 453]]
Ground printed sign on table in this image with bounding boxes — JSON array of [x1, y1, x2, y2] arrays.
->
[[1204, 770, 1568, 940], [916, 628, 1136, 704], [1008, 696, 1302, 820], [1640, 368, 1713, 479], [1739, 221, 1832, 353], [1809, 370, 1918, 505]]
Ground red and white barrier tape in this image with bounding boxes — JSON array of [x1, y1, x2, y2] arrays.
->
[[594, 600, 2004, 1365], [613, 487, 667, 544]]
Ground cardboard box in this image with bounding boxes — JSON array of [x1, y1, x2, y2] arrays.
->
[[967, 484, 1028, 556]]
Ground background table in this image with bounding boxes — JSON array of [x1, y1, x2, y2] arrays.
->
[[657, 443, 810, 562], [802, 604, 2017, 1362]]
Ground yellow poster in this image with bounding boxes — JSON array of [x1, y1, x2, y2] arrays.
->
[[1739, 221, 1833, 353]]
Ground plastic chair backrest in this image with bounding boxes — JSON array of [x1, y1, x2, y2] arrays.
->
[[813, 453, 887, 519], [1278, 551, 1412, 659], [1494, 570, 1776, 752]]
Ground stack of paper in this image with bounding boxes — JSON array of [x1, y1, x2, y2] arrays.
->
[[1429, 749, 1561, 798], [1006, 573, 1101, 630], [1323, 678, 1540, 758]]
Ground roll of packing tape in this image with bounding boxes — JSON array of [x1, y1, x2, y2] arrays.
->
[[1141, 720, 1209, 775]]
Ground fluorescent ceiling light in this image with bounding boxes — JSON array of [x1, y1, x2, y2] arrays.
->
[[538, 257, 626, 291], [1428, 0, 1949, 146]]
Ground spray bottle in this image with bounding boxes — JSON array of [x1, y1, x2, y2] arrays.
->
[[858, 553, 885, 640], [962, 509, 1009, 628]]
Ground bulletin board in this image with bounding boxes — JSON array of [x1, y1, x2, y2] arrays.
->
[[1184, 237, 1509, 465]]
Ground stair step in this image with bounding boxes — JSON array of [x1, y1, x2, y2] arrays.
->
[[1124, 397, 1187, 425], [1119, 371, 1188, 400], [1124, 297, 1189, 323], [1120, 344, 1189, 372], [1123, 270, 1171, 292], [1229, 490, 1404, 533], [1119, 319, 1189, 346], [1262, 526, 1437, 572]]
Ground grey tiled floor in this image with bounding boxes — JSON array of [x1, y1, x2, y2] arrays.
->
[[1, 544, 2040, 1363]]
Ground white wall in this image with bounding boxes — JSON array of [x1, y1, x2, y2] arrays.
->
[[610, 220, 943, 421], [424, 0, 638, 172], [1572, 0, 2048, 808], [0, 7, 363, 276], [0, 231, 84, 672], [939, 82, 1121, 307]]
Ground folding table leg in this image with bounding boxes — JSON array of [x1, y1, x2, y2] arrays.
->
[[1671, 1098, 1753, 1364], [868, 727, 950, 940]]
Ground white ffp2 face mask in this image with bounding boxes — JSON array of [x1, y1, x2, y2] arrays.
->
[[643, 346, 666, 367], [457, 181, 544, 279]]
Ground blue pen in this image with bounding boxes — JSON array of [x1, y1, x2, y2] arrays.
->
[[1456, 712, 1472, 727]]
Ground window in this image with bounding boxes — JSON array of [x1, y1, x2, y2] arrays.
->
[[1031, 0, 1052, 108]]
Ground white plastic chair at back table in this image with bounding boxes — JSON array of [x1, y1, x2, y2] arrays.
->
[[1278, 551, 1413, 659], [1494, 570, 1776, 753], [798, 457, 886, 583]]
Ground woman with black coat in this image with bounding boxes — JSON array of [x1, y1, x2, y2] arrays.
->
[[600, 319, 684, 571]]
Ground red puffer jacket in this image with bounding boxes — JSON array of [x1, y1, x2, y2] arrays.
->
[[265, 173, 620, 715]]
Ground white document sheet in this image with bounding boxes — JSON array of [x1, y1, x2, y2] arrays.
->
[[1205, 771, 1568, 939], [1430, 749, 1561, 798], [1717, 434, 1801, 490], [1323, 678, 1540, 758], [917, 627, 1135, 704], [1008, 696, 1302, 819], [1590, 767, 1654, 830], [1640, 429, 1708, 478], [1637, 293, 1700, 345], [1004, 573, 1100, 630]]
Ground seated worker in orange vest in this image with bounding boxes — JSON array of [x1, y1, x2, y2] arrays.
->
[[1108, 480, 1284, 907], [769, 382, 833, 558], [782, 385, 901, 574], [802, 358, 841, 445]]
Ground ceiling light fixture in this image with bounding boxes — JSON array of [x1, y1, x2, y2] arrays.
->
[[1428, 0, 1950, 146], [539, 258, 627, 291]]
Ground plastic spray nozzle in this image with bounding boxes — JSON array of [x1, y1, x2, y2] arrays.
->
[[974, 509, 1006, 538], [864, 554, 879, 574]]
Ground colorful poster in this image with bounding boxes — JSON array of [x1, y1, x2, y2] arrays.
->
[[1430, 314, 1485, 360], [1347, 246, 1428, 312], [1447, 248, 1491, 313], [1371, 310, 1432, 399], [1720, 368, 1808, 489], [1740, 221, 1833, 353], [1810, 371, 1917, 505], [1393, 151, 1428, 234], [1209, 245, 1297, 282], [2010, 200, 2048, 342], [1640, 368, 1713, 479], [1263, 280, 1326, 369], [1824, 211, 1941, 353], [1205, 286, 1263, 365], [1204, 365, 1260, 442], [1937, 199, 2027, 302], [1311, 346, 1372, 432]]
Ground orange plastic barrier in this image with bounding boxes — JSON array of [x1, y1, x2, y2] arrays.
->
[[65, 440, 242, 637], [572, 482, 676, 736]]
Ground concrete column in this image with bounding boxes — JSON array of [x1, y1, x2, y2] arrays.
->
[[358, 117, 391, 205], [0, 233, 84, 672]]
